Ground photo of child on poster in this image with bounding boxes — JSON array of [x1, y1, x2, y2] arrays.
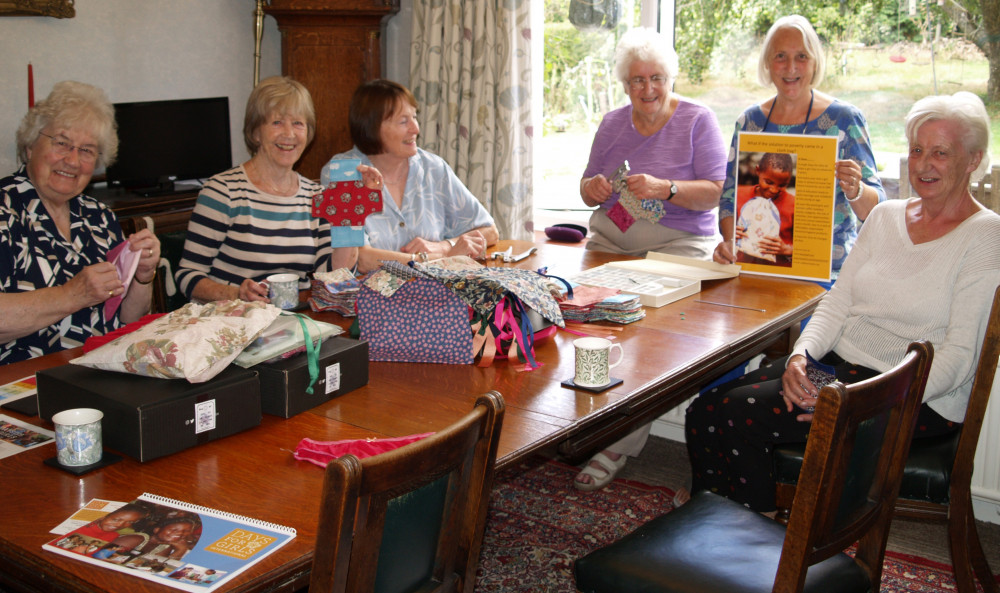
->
[[735, 152, 796, 267]]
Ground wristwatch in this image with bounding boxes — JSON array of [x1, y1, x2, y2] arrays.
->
[[667, 180, 678, 201]]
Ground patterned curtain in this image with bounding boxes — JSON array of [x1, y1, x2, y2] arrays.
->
[[410, 0, 534, 241]]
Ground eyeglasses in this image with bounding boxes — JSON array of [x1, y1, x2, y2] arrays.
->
[[39, 132, 100, 164], [627, 75, 668, 90]]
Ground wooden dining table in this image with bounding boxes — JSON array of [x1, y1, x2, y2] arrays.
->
[[0, 237, 826, 593]]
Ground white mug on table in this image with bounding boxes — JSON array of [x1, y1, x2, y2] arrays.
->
[[573, 337, 624, 388]]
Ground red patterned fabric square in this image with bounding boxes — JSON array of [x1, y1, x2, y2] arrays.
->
[[311, 181, 383, 226]]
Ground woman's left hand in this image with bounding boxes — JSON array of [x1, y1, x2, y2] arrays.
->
[[127, 229, 161, 285], [358, 164, 384, 190], [835, 159, 864, 200], [624, 174, 664, 200]]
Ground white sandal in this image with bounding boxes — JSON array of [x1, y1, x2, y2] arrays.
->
[[574, 451, 627, 492]]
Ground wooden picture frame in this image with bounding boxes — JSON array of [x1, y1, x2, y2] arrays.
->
[[0, 0, 75, 18]]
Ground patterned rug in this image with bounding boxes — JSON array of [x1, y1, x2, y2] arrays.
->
[[475, 458, 974, 593]]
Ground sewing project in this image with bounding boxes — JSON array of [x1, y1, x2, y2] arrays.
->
[[312, 157, 383, 247], [604, 160, 667, 233]]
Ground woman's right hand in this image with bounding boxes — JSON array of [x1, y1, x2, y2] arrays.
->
[[781, 354, 818, 421], [713, 240, 736, 265], [66, 261, 126, 307], [239, 278, 269, 302], [581, 175, 613, 207]]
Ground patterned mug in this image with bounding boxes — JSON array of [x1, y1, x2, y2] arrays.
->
[[52, 408, 103, 467], [573, 337, 624, 388], [266, 273, 299, 310]]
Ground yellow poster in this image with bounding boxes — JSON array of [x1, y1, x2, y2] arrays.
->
[[732, 132, 838, 282]]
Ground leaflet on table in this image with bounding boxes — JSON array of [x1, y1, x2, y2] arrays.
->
[[731, 132, 837, 282], [43, 493, 296, 593], [0, 414, 53, 459], [0, 374, 37, 403], [571, 253, 739, 308]]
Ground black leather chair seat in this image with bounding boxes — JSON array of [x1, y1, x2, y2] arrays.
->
[[574, 491, 870, 593], [774, 431, 959, 505]]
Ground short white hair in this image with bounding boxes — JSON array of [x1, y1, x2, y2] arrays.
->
[[905, 91, 992, 181], [757, 15, 826, 90], [614, 28, 679, 91], [16, 80, 118, 168]]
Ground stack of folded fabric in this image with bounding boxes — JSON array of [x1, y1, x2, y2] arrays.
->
[[558, 285, 645, 324], [309, 269, 361, 316]]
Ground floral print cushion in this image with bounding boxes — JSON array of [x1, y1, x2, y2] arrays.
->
[[71, 300, 282, 383]]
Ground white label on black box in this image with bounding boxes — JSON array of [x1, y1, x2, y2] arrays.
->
[[325, 363, 341, 395], [194, 400, 216, 433]]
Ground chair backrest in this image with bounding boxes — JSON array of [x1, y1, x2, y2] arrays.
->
[[308, 391, 505, 593], [950, 286, 1000, 501], [773, 341, 933, 593]]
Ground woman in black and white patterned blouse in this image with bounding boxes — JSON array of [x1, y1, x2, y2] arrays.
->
[[0, 81, 160, 364]]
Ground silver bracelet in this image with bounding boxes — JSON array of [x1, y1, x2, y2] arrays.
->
[[846, 182, 864, 203]]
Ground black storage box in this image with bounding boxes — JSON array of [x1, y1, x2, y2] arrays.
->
[[37, 364, 261, 462], [257, 336, 369, 417]]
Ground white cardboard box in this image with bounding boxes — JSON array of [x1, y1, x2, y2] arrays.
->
[[571, 253, 740, 308]]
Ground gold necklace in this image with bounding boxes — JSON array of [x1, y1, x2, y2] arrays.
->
[[248, 161, 296, 195]]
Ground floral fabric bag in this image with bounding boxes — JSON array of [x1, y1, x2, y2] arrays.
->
[[71, 300, 281, 383]]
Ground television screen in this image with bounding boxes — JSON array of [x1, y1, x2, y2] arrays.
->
[[106, 97, 232, 194]]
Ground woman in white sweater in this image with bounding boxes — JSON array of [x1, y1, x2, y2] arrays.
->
[[683, 91, 1000, 512]]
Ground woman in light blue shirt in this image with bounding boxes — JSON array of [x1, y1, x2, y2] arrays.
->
[[331, 80, 498, 273]]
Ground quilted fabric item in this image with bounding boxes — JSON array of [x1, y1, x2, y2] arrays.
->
[[311, 181, 383, 227], [357, 272, 474, 364], [71, 300, 281, 383]]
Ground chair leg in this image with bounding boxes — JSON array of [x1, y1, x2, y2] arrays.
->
[[948, 492, 998, 593], [964, 511, 998, 593]]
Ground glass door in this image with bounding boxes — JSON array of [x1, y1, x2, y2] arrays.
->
[[533, 0, 660, 230]]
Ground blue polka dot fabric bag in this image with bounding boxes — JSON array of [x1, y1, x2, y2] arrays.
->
[[356, 260, 566, 366], [357, 263, 473, 364]]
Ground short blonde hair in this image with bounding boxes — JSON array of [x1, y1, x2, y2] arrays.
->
[[905, 91, 992, 181], [16, 80, 118, 168], [613, 27, 679, 92], [243, 76, 316, 156], [757, 15, 826, 90]]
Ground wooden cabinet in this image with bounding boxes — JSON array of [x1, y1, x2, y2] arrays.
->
[[265, 0, 401, 180]]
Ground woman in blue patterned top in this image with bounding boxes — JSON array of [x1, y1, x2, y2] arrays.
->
[[711, 15, 886, 281], [0, 81, 161, 365]]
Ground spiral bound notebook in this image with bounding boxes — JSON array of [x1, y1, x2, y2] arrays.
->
[[43, 493, 296, 592]]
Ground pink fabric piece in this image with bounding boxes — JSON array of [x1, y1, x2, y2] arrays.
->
[[103, 241, 141, 319], [606, 201, 635, 233], [293, 432, 435, 468]]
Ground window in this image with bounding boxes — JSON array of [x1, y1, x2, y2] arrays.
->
[[534, 0, 661, 230]]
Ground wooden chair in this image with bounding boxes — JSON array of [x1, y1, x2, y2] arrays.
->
[[574, 341, 933, 593], [308, 391, 504, 593], [775, 286, 1000, 593]]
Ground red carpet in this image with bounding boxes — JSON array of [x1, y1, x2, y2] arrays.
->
[[476, 457, 977, 592]]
